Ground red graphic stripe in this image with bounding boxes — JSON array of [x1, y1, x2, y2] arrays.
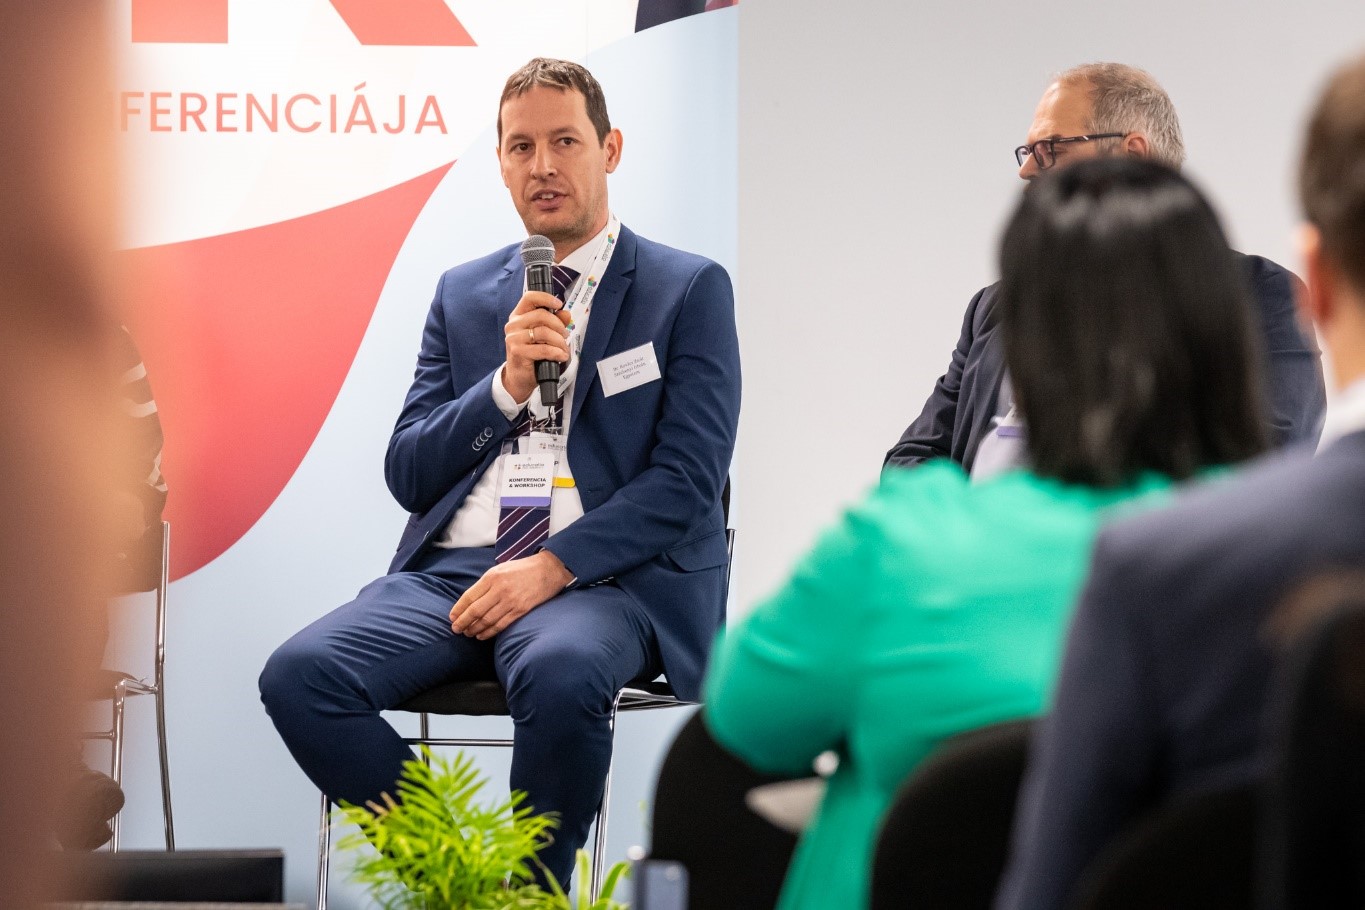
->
[[131, 0, 229, 44], [122, 163, 453, 580], [328, 0, 476, 47]]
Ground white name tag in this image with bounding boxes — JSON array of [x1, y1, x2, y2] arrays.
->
[[523, 432, 565, 457], [498, 453, 555, 508], [597, 342, 661, 397]]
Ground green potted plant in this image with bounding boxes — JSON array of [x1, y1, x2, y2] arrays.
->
[[334, 748, 630, 910]]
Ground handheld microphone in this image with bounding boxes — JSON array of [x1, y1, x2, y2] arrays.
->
[[519, 234, 560, 406]]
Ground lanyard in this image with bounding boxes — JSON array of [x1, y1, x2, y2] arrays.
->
[[559, 213, 620, 373]]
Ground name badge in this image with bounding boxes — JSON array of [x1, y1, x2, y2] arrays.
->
[[498, 453, 555, 508], [524, 432, 565, 458], [996, 406, 1026, 438], [597, 342, 662, 397]]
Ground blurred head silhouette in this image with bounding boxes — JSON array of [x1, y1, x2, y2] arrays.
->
[[998, 157, 1268, 487], [0, 4, 125, 904], [1297, 51, 1365, 394]]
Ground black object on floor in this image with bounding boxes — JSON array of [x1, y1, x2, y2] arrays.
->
[[57, 849, 285, 903]]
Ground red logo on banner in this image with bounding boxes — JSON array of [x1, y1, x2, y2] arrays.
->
[[131, 0, 477, 46], [123, 164, 454, 579]]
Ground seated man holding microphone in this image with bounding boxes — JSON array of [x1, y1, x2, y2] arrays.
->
[[260, 57, 740, 888]]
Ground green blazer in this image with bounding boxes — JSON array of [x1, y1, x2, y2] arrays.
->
[[704, 462, 1175, 910]]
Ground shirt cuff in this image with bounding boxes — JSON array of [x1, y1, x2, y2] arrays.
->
[[492, 366, 532, 421]]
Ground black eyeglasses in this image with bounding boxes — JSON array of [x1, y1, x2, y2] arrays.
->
[[1014, 133, 1126, 169]]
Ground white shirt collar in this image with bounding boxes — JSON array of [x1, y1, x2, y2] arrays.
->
[[1317, 375, 1365, 451]]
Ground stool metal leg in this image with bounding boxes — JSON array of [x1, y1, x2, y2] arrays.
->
[[155, 686, 175, 849], [589, 694, 624, 900], [153, 523, 174, 850], [316, 792, 332, 910], [109, 689, 127, 852]]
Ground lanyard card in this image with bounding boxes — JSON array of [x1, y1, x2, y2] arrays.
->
[[498, 452, 555, 509], [523, 431, 565, 458], [996, 406, 1026, 439]]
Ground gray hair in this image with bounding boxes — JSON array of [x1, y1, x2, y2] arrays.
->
[[1057, 63, 1186, 169]]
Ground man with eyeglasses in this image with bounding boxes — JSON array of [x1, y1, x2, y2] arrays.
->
[[885, 62, 1325, 475]]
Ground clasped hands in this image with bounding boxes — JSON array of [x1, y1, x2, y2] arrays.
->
[[500, 290, 572, 403], [450, 549, 574, 640]]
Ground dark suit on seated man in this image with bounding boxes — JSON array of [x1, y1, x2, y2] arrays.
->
[[259, 58, 740, 886], [886, 63, 1325, 474], [996, 53, 1365, 910]]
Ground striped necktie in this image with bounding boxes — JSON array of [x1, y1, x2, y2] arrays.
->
[[494, 264, 578, 563]]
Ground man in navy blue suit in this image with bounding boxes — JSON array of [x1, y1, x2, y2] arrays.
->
[[260, 58, 740, 886], [886, 63, 1324, 475], [996, 53, 1365, 909]]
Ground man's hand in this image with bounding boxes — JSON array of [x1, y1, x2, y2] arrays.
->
[[501, 291, 572, 402], [450, 549, 574, 640]]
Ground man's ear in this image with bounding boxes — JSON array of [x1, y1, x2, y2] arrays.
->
[[1298, 223, 1336, 330], [1123, 132, 1151, 159], [604, 128, 623, 174]]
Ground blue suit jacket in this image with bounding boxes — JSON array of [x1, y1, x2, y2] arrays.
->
[[886, 253, 1327, 469], [383, 225, 741, 701], [996, 430, 1365, 910]]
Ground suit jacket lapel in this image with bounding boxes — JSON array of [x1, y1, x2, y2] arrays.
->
[[572, 226, 636, 419], [497, 248, 524, 324]]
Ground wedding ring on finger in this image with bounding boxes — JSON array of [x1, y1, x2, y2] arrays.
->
[[528, 327, 535, 343]]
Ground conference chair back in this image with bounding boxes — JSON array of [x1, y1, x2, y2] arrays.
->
[[1261, 593, 1365, 909], [1068, 781, 1255, 910], [649, 711, 803, 910], [870, 718, 1033, 910]]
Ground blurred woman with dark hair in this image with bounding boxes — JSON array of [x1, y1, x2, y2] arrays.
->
[[701, 157, 1268, 910]]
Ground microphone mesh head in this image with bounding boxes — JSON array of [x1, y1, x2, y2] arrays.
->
[[520, 234, 556, 267]]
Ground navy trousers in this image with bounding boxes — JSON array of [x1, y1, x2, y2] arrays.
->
[[258, 545, 660, 886]]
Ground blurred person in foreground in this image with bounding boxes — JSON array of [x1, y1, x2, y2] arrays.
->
[[0, 1, 128, 905], [703, 157, 1268, 910], [997, 51, 1365, 910], [886, 62, 1324, 478]]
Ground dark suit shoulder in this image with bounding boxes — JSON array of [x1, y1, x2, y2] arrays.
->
[[1235, 251, 1302, 291], [967, 281, 1001, 335], [628, 228, 726, 283], [1097, 432, 1365, 619], [1234, 251, 1305, 325]]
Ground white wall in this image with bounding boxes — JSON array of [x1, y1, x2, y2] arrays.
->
[[734, 0, 1365, 615]]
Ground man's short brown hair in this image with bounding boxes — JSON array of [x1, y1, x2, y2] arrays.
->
[[1300, 53, 1365, 294], [497, 57, 611, 144]]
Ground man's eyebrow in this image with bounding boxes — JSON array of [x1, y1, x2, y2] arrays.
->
[[503, 125, 584, 144]]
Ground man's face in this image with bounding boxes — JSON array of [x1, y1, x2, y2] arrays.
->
[[1018, 81, 1107, 180], [498, 85, 621, 258]]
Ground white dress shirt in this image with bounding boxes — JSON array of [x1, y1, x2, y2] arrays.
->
[[433, 224, 608, 549]]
